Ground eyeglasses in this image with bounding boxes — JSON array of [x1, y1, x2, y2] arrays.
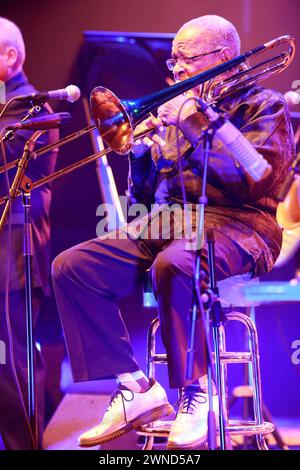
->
[[166, 49, 222, 71]]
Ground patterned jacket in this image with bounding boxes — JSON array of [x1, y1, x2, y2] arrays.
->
[[128, 85, 296, 276]]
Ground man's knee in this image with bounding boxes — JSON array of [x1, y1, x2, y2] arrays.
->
[[152, 248, 192, 286], [51, 247, 76, 282], [152, 251, 174, 278]]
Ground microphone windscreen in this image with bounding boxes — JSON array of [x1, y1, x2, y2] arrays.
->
[[284, 91, 300, 108], [66, 85, 81, 102]]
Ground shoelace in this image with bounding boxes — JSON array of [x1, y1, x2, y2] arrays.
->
[[176, 388, 207, 415], [105, 387, 135, 426]]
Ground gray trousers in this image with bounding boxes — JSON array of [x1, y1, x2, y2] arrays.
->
[[52, 222, 253, 388]]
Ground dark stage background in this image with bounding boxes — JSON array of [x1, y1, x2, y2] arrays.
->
[[1, 0, 300, 430]]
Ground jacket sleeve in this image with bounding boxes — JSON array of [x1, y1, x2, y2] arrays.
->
[[127, 150, 158, 206]]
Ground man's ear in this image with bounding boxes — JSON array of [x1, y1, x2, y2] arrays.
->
[[220, 47, 233, 62], [6, 47, 18, 69]]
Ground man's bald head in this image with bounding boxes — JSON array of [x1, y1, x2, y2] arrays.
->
[[173, 15, 241, 59], [0, 17, 25, 80]]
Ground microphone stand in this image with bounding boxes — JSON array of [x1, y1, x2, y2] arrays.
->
[[185, 126, 229, 450], [0, 129, 46, 450]]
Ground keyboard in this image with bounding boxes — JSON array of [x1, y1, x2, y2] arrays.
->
[[243, 281, 300, 303]]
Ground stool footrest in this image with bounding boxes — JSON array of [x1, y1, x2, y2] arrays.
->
[[137, 420, 172, 438], [150, 352, 252, 365], [137, 419, 274, 438], [227, 420, 275, 436], [150, 354, 167, 364], [216, 351, 252, 363]]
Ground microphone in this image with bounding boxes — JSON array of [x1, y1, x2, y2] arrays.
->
[[18, 85, 81, 103], [197, 98, 272, 182], [7, 112, 72, 130], [284, 90, 300, 108]]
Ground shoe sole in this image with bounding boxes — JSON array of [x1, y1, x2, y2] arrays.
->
[[78, 402, 174, 447]]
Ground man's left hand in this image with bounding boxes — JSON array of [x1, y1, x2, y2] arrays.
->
[[157, 91, 197, 126]]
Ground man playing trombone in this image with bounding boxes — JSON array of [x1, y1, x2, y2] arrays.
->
[[52, 15, 295, 449]]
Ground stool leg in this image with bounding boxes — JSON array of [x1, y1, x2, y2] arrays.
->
[[219, 324, 233, 450], [212, 324, 231, 450], [247, 316, 269, 450], [226, 312, 275, 450], [242, 306, 255, 450], [146, 317, 160, 380], [143, 317, 161, 451], [142, 436, 155, 451]]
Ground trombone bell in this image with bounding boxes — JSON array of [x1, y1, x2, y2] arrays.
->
[[90, 86, 134, 155]]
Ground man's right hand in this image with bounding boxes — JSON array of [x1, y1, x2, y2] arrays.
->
[[132, 114, 166, 158]]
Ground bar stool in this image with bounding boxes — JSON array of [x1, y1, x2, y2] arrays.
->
[[137, 272, 274, 450]]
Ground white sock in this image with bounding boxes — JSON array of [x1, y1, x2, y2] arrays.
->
[[116, 370, 150, 393]]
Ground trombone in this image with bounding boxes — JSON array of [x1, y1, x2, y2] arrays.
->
[[0, 34, 296, 202]]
